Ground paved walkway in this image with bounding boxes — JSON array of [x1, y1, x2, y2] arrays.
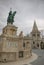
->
[[31, 49, 44, 65], [0, 53, 38, 65]]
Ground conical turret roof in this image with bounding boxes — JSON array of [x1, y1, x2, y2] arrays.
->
[[32, 20, 39, 33]]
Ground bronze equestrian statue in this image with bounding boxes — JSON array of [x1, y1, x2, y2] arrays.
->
[[7, 9, 16, 24]]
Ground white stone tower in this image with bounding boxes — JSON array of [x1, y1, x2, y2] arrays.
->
[[31, 20, 41, 49]]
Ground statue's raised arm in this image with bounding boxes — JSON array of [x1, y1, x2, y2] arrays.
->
[[7, 9, 16, 24]]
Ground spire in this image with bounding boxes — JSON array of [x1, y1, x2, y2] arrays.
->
[[32, 20, 38, 32]]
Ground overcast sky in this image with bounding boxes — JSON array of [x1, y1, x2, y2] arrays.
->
[[0, 0, 44, 35]]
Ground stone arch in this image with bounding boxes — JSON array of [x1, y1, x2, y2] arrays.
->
[[40, 42, 44, 49], [37, 43, 39, 47]]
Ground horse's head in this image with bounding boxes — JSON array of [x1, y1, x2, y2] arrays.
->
[[12, 11, 16, 17]]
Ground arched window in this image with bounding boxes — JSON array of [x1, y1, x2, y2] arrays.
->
[[41, 42, 43, 44], [32, 34, 36, 37], [27, 42, 29, 44], [33, 41, 35, 44], [37, 34, 40, 37], [23, 42, 25, 47], [19, 51, 23, 58], [40, 42, 44, 49], [37, 43, 39, 47]]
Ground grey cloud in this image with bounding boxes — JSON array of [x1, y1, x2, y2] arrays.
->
[[0, 0, 44, 34]]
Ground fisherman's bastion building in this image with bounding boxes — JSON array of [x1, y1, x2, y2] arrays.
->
[[0, 10, 44, 62], [30, 21, 44, 49], [0, 10, 32, 62]]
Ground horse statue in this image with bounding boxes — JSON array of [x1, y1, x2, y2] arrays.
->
[[7, 9, 16, 24]]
